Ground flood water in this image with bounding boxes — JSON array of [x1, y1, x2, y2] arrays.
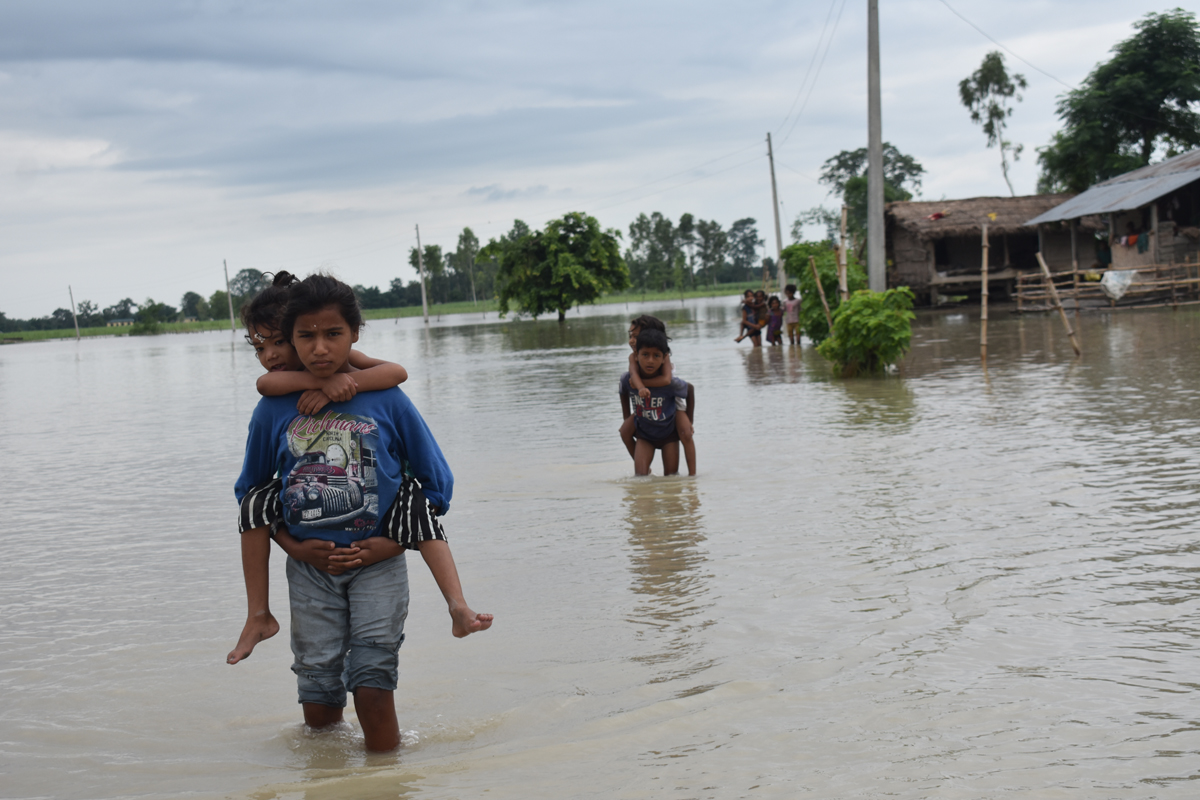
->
[[5, 296, 1200, 799]]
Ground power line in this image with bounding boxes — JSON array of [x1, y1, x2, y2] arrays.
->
[[935, 0, 1074, 90], [778, 0, 848, 150], [775, 0, 842, 136]]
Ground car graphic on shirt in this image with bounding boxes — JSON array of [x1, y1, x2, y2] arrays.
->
[[282, 451, 372, 529]]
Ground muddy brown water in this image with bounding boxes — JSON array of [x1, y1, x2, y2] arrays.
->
[[4, 297, 1200, 798]]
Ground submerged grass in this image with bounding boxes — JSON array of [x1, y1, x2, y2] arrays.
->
[[4, 281, 769, 343]]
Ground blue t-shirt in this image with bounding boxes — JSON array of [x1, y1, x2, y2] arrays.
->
[[234, 388, 453, 547], [619, 372, 688, 441]]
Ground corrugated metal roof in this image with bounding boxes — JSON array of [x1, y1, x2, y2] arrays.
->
[[1026, 147, 1200, 226]]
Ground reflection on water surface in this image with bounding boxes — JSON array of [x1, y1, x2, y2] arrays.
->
[[4, 297, 1200, 798]]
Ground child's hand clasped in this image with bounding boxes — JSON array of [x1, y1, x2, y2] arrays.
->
[[288, 537, 362, 575], [297, 389, 332, 415], [322, 373, 359, 403], [348, 537, 403, 568]]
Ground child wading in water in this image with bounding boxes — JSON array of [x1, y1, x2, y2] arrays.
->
[[619, 328, 694, 476], [229, 272, 418, 664], [233, 274, 491, 751], [619, 315, 695, 475], [734, 289, 764, 346], [765, 296, 784, 346], [783, 284, 801, 345]]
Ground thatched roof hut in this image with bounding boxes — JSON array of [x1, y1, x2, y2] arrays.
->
[[888, 194, 1095, 240], [886, 194, 1102, 304]]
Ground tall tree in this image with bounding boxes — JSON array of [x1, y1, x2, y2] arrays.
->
[[481, 212, 629, 321], [800, 144, 924, 258], [817, 143, 925, 197], [626, 212, 680, 293], [103, 297, 136, 320], [229, 269, 269, 304], [180, 291, 207, 319], [409, 244, 446, 302], [452, 227, 481, 304], [727, 218, 764, 279], [960, 51, 1027, 196], [1038, 9, 1200, 193], [677, 213, 697, 286], [695, 219, 728, 286]]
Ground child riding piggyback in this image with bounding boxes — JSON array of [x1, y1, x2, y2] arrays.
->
[[231, 273, 491, 751]]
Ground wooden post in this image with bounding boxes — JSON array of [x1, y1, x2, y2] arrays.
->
[[415, 224, 429, 324], [1151, 203, 1159, 264], [1036, 252, 1081, 356], [224, 259, 235, 332], [981, 223, 989, 362], [809, 255, 834, 332], [68, 285, 81, 341], [838, 204, 849, 301], [1070, 219, 1079, 291]]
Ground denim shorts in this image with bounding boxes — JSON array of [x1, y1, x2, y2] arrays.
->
[[286, 553, 409, 708]]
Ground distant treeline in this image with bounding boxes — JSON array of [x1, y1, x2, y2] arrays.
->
[[2, 213, 772, 331]]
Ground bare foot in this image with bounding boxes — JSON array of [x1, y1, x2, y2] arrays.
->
[[450, 604, 494, 638], [227, 611, 280, 664], [734, 335, 744, 342]]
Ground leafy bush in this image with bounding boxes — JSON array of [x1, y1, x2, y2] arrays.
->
[[781, 241, 866, 344], [816, 287, 915, 376]]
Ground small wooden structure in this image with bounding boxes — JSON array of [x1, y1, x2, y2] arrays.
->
[[1016, 259, 1200, 311], [886, 195, 1101, 306], [1021, 147, 1200, 311]]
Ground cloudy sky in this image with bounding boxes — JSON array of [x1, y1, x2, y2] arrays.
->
[[0, 0, 1179, 318]]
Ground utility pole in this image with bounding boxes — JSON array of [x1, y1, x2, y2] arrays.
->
[[866, 0, 886, 292], [415, 224, 430, 324], [224, 259, 235, 331], [68, 285, 81, 340], [766, 132, 787, 294]]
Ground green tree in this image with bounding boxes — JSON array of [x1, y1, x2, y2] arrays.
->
[[229, 269, 269, 305], [626, 212, 678, 293], [727, 218, 764, 279], [800, 144, 924, 259], [103, 297, 136, 321], [75, 300, 101, 327], [409, 244, 447, 302], [450, 227, 482, 304], [960, 51, 1027, 196], [1038, 9, 1200, 193], [817, 287, 915, 377], [782, 240, 867, 344], [208, 290, 230, 323], [694, 219, 728, 286], [180, 291, 208, 319], [481, 212, 629, 321]]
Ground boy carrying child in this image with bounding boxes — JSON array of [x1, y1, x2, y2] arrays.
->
[[619, 328, 694, 476]]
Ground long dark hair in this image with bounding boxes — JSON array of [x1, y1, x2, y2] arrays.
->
[[281, 273, 364, 339]]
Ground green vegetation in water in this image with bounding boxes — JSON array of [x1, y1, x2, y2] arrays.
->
[[817, 287, 916, 377], [782, 240, 867, 345]]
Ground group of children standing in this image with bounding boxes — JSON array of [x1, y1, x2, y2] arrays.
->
[[735, 285, 801, 347]]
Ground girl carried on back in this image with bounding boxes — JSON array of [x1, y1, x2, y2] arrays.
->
[[229, 272, 490, 669]]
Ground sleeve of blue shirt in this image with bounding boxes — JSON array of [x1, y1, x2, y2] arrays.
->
[[391, 390, 455, 516], [234, 398, 284, 504]]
